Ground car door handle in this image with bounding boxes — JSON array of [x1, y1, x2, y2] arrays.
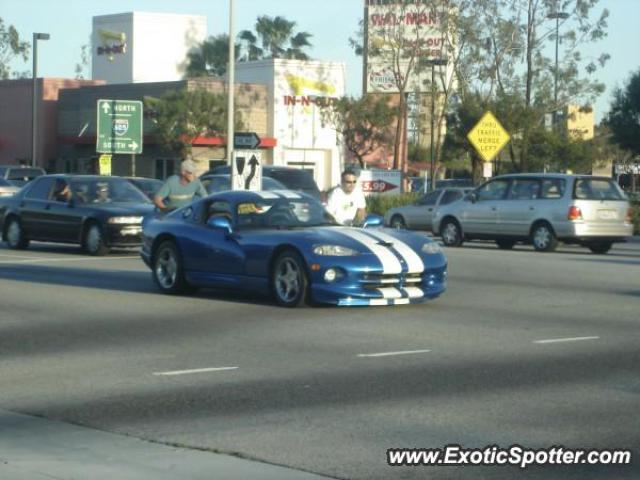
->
[[428, 208, 433, 212], [45, 204, 51, 210], [491, 207, 497, 211], [529, 206, 535, 211]]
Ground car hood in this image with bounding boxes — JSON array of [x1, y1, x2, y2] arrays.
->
[[240, 225, 436, 254], [87, 203, 155, 216]]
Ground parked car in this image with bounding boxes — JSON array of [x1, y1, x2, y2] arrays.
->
[[141, 190, 447, 307], [0, 178, 20, 197], [208, 165, 321, 199], [0, 175, 154, 255], [432, 174, 633, 253], [0, 165, 46, 187], [200, 174, 286, 194], [124, 177, 164, 200], [384, 188, 473, 231]]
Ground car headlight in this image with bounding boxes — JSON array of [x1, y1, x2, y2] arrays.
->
[[313, 245, 359, 256], [108, 216, 144, 224], [421, 242, 442, 254]]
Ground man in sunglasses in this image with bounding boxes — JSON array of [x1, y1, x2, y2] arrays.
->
[[154, 158, 207, 212], [326, 169, 366, 226]]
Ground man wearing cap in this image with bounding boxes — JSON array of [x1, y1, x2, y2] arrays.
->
[[154, 159, 207, 212]]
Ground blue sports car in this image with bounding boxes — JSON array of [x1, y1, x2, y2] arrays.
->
[[140, 190, 447, 307]]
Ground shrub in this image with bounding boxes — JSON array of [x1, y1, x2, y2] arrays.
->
[[631, 200, 640, 235], [366, 193, 420, 216]]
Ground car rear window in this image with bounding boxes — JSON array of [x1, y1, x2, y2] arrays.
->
[[573, 178, 626, 201], [7, 168, 45, 180], [0, 178, 12, 187]]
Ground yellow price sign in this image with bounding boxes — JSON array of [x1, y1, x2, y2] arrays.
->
[[467, 111, 511, 162], [98, 154, 112, 176]]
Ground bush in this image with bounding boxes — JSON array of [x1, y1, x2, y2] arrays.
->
[[631, 201, 640, 235], [366, 193, 419, 216]]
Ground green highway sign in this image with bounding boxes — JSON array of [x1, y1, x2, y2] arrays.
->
[[96, 99, 143, 154]]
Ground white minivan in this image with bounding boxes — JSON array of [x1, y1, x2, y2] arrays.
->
[[432, 174, 633, 253]]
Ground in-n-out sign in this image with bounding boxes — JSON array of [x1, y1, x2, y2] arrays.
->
[[466, 111, 510, 162]]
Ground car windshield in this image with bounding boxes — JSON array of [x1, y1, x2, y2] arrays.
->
[[7, 168, 44, 186], [574, 178, 626, 201], [70, 178, 151, 204], [235, 197, 337, 229]]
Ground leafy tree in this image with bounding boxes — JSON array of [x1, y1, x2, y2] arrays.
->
[[321, 95, 396, 168], [0, 18, 30, 79], [239, 15, 312, 60], [145, 88, 244, 157], [185, 34, 239, 78], [606, 68, 640, 156]]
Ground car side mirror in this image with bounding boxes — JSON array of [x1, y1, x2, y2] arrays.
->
[[67, 198, 76, 207], [466, 192, 477, 203], [207, 216, 233, 234], [362, 214, 383, 228]]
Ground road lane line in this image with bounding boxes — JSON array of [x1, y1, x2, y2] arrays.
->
[[357, 349, 431, 358], [153, 367, 239, 376], [534, 336, 600, 344], [0, 256, 136, 264]]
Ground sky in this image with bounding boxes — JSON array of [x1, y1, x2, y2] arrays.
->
[[2, 0, 639, 122]]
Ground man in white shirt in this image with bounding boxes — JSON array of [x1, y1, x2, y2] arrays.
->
[[326, 169, 367, 225]]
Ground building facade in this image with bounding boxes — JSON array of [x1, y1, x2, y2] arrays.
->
[[235, 59, 347, 191], [92, 12, 207, 84]]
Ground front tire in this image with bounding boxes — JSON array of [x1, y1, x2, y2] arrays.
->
[[5, 217, 29, 250], [440, 218, 463, 247], [271, 251, 309, 308], [531, 222, 558, 252], [152, 240, 192, 294], [390, 215, 406, 229], [588, 241, 612, 254], [83, 223, 110, 256]]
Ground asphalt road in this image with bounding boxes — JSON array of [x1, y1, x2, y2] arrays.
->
[[0, 240, 638, 479]]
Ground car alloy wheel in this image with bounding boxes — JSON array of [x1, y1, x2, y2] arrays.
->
[[390, 215, 406, 229], [441, 219, 462, 247], [6, 218, 29, 249], [272, 251, 309, 307], [153, 241, 193, 294], [531, 223, 558, 252], [84, 224, 109, 256]]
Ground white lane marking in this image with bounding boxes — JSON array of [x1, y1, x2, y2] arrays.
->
[[153, 366, 239, 376], [337, 228, 402, 274], [533, 336, 600, 344], [0, 256, 135, 264], [357, 349, 431, 358], [362, 229, 424, 273]]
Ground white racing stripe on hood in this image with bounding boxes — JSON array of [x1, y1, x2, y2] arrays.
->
[[272, 190, 301, 199], [361, 229, 424, 274], [402, 287, 425, 298], [255, 191, 279, 199], [376, 287, 403, 299], [336, 228, 402, 274]]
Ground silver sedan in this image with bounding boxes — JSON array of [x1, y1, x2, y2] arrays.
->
[[384, 188, 472, 231]]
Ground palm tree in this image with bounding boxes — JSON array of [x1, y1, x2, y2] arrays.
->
[[185, 34, 239, 78], [239, 15, 312, 61]]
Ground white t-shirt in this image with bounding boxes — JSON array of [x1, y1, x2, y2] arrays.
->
[[327, 186, 366, 225]]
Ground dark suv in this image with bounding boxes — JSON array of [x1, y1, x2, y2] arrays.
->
[[209, 165, 321, 199], [0, 165, 46, 187]]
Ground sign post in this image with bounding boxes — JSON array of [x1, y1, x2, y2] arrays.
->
[[96, 99, 143, 156], [467, 111, 510, 178], [231, 150, 262, 191]]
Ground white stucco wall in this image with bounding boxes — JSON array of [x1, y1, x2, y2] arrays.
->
[[92, 12, 206, 84]]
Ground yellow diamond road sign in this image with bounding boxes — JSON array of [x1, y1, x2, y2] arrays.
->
[[467, 111, 511, 162]]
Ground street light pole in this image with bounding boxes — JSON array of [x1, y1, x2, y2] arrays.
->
[[31, 32, 50, 168], [424, 58, 448, 191], [227, 0, 235, 165], [547, 10, 568, 129]]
